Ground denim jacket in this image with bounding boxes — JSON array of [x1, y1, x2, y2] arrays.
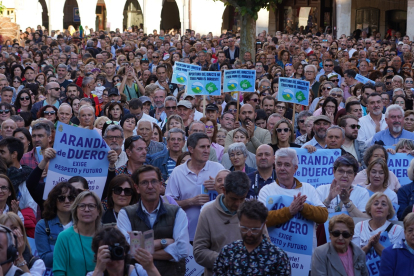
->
[[34, 216, 70, 268], [150, 150, 171, 182], [397, 181, 414, 220]]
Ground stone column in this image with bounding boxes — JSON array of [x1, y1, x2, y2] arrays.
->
[[256, 8, 269, 34], [336, 0, 351, 37], [48, 0, 65, 32], [143, 0, 162, 34], [408, 0, 414, 40]]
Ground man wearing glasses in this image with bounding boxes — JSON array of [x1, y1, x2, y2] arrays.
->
[[118, 165, 189, 275], [31, 82, 61, 120], [316, 59, 341, 85], [338, 115, 367, 166], [149, 51, 161, 74], [103, 124, 127, 169]]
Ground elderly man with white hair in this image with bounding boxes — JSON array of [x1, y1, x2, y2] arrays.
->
[[258, 148, 328, 227], [136, 118, 166, 155], [1, 119, 17, 138], [371, 104, 414, 146]]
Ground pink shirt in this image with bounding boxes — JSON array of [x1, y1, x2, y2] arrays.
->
[[337, 245, 354, 276], [312, 106, 343, 116]]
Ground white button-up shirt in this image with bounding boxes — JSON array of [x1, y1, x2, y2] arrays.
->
[[357, 113, 387, 142]]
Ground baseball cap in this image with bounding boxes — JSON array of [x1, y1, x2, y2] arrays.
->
[[327, 72, 339, 80], [206, 103, 219, 111], [177, 100, 192, 109], [108, 87, 119, 96], [398, 41, 404, 45], [183, 93, 195, 99], [139, 96, 151, 104], [313, 115, 332, 124]]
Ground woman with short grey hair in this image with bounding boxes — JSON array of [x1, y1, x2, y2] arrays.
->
[[227, 142, 256, 174], [220, 128, 257, 170]]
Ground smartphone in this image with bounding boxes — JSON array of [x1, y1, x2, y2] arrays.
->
[[143, 230, 154, 254], [129, 231, 142, 253]]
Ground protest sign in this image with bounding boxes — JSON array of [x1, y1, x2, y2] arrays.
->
[[201, 185, 218, 201], [223, 69, 256, 92], [277, 78, 310, 106], [44, 122, 110, 199], [185, 244, 204, 276], [293, 148, 340, 187], [387, 153, 414, 185], [266, 195, 314, 275], [171, 62, 201, 85], [187, 71, 222, 96], [355, 74, 375, 85]]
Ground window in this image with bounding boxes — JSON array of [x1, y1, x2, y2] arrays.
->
[[356, 8, 379, 34]]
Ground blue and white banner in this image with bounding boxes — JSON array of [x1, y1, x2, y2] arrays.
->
[[171, 62, 201, 85], [223, 69, 256, 92], [355, 74, 375, 85], [277, 77, 310, 106], [186, 71, 222, 96], [44, 122, 110, 199], [266, 195, 314, 275], [201, 185, 218, 201], [387, 153, 414, 186], [293, 148, 340, 187], [28, 237, 54, 275]]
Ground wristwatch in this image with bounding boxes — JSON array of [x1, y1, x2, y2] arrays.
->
[[161, 239, 168, 249], [344, 201, 353, 209]]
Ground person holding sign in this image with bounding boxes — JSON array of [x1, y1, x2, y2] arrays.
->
[[312, 214, 369, 276], [224, 104, 271, 154], [316, 155, 370, 216], [213, 200, 291, 275], [352, 193, 405, 276], [380, 213, 414, 275], [193, 171, 251, 276], [258, 148, 328, 226]]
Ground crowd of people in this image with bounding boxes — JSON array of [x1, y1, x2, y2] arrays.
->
[[0, 23, 414, 275]]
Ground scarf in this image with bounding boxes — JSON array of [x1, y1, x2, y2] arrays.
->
[[7, 165, 33, 194]]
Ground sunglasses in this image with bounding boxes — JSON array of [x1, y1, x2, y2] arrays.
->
[[330, 47, 337, 50], [330, 93, 342, 98], [249, 98, 259, 102], [276, 128, 290, 133], [205, 125, 214, 129], [299, 120, 305, 123], [57, 195, 76, 202], [0, 109, 10, 114], [325, 64, 333, 67], [50, 87, 61, 91], [331, 79, 339, 82], [322, 87, 332, 91], [385, 82, 392, 85], [44, 111, 56, 115], [0, 67, 6, 69], [165, 106, 177, 110], [20, 96, 30, 101], [330, 230, 352, 239], [112, 186, 133, 196], [349, 124, 361, 129], [152, 56, 159, 58], [228, 109, 237, 112]]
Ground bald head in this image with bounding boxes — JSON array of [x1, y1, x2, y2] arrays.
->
[[1, 119, 17, 138], [256, 144, 275, 170]]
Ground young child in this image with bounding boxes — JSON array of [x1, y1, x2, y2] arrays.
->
[[94, 76, 106, 103]]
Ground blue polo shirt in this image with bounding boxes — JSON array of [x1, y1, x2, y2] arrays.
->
[[247, 170, 276, 199], [370, 129, 414, 146]]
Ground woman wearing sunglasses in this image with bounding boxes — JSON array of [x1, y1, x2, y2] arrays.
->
[[37, 105, 58, 123], [35, 182, 79, 269], [14, 88, 33, 113], [269, 119, 300, 153], [101, 175, 138, 224], [312, 214, 368, 275]]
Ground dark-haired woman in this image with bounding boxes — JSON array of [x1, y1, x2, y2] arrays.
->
[[102, 175, 138, 224], [0, 174, 24, 222], [14, 88, 33, 113], [35, 182, 79, 268], [13, 127, 33, 154]]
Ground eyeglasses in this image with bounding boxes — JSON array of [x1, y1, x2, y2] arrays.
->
[[330, 230, 352, 239], [114, 79, 121, 83], [276, 105, 286, 109], [322, 87, 332, 91], [324, 64, 333, 67], [406, 81, 414, 84], [331, 79, 339, 82], [349, 124, 361, 129], [228, 109, 237, 113], [13, 80, 20, 83], [205, 125, 214, 129], [336, 169, 354, 176], [330, 47, 337, 50], [325, 104, 336, 109], [299, 119, 305, 123], [385, 82, 392, 85], [78, 203, 97, 211], [239, 223, 265, 235], [112, 186, 133, 196], [249, 98, 259, 102], [0, 186, 9, 192], [139, 179, 160, 187], [229, 152, 244, 158], [20, 96, 30, 101], [276, 128, 290, 133], [0, 67, 5, 69], [106, 120, 120, 125], [57, 195, 76, 202], [44, 111, 56, 115], [105, 135, 123, 141], [152, 56, 159, 58], [165, 106, 177, 110], [0, 109, 10, 114]]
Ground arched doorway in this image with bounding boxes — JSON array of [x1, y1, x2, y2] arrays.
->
[[63, 0, 80, 29], [96, 0, 107, 31], [385, 10, 407, 36], [123, 0, 143, 31], [38, 0, 48, 28], [222, 6, 238, 33], [160, 0, 180, 32]]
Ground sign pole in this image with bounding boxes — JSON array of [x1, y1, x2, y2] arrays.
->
[[235, 91, 240, 123], [203, 95, 206, 117], [292, 103, 296, 129]]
